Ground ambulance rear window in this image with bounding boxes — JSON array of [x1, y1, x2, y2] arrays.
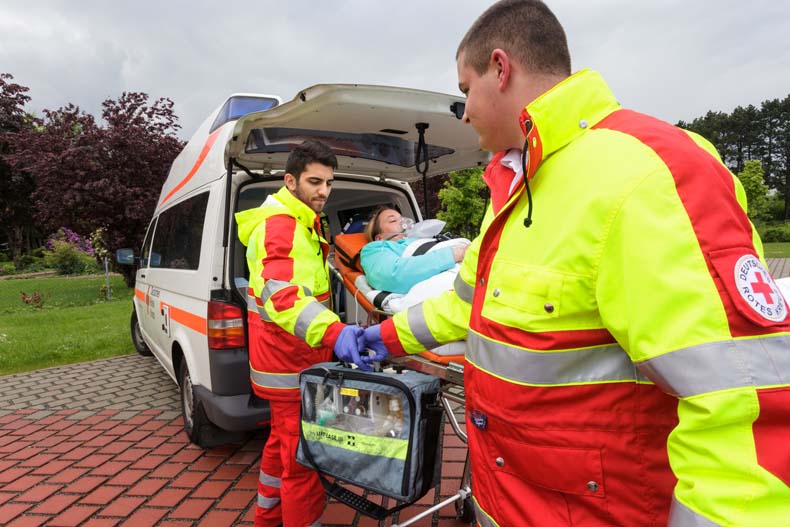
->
[[210, 96, 279, 133], [244, 127, 454, 168]]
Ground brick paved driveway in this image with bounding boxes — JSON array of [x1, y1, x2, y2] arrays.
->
[[0, 355, 471, 527]]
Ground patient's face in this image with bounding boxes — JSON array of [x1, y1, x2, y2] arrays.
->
[[376, 210, 406, 241]]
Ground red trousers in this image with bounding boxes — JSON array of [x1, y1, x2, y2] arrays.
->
[[256, 400, 324, 527]]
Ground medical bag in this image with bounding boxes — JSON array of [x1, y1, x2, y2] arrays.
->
[[297, 362, 443, 518]]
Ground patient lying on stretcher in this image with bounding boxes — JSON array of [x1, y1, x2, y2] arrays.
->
[[360, 206, 470, 312]]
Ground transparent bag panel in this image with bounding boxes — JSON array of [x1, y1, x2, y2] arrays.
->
[[304, 381, 406, 438]]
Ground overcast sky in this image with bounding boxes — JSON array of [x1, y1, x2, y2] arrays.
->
[[2, 0, 789, 139]]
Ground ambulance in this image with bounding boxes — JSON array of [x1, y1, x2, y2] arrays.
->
[[117, 84, 487, 447]]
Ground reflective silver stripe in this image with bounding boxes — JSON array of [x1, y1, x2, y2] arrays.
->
[[247, 295, 258, 311], [261, 279, 294, 305], [308, 519, 322, 527], [472, 496, 500, 527], [407, 304, 441, 349], [668, 495, 722, 526], [250, 369, 299, 389], [453, 273, 474, 304], [261, 279, 312, 304], [637, 335, 790, 398], [467, 333, 648, 385], [259, 470, 281, 488], [257, 493, 280, 509], [294, 301, 329, 341], [256, 305, 272, 322], [320, 297, 331, 309]]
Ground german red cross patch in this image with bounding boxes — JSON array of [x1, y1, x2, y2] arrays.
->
[[734, 255, 787, 322]]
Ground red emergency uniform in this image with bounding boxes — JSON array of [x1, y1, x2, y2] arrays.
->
[[237, 186, 344, 527], [380, 70, 790, 526]]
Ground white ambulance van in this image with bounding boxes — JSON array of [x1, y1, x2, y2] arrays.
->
[[117, 84, 487, 447]]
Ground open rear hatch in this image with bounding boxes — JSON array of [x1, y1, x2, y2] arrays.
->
[[226, 84, 489, 181]]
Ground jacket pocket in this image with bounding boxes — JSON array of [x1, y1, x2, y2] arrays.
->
[[480, 430, 605, 498], [484, 259, 565, 325]]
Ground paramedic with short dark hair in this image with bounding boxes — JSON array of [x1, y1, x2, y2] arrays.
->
[[362, 1, 790, 525], [236, 139, 368, 527]]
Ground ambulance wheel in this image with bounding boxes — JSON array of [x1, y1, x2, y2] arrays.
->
[[455, 494, 475, 523], [179, 360, 223, 448], [130, 310, 152, 356]]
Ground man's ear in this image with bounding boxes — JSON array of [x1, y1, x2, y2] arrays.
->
[[284, 173, 297, 191], [491, 48, 511, 92]]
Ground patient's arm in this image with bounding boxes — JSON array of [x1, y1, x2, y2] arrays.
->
[[360, 241, 455, 294]]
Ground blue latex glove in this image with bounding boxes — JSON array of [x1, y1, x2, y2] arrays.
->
[[333, 325, 370, 371], [363, 325, 390, 363]]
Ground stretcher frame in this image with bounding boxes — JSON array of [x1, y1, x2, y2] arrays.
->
[[329, 236, 475, 525]]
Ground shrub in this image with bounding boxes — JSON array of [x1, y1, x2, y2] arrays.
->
[[0, 262, 16, 275], [759, 222, 790, 243], [44, 240, 98, 275]]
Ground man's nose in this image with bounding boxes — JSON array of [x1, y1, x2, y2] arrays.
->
[[462, 109, 470, 124]]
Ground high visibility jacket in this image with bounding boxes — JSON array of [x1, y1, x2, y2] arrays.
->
[[380, 70, 790, 526], [236, 186, 343, 402]]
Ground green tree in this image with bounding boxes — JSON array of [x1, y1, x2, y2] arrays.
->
[[437, 168, 487, 239], [737, 160, 769, 222]]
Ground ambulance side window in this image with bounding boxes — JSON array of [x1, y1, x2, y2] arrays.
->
[[150, 192, 210, 270], [140, 219, 156, 268]]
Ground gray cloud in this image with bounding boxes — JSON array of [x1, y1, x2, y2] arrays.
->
[[2, 0, 788, 138]]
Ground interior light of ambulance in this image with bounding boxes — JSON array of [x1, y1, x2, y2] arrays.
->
[[245, 127, 454, 168]]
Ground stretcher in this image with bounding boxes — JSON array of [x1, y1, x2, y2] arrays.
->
[[331, 233, 474, 525]]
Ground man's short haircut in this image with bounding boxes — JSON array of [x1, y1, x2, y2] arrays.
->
[[285, 139, 338, 180], [457, 0, 571, 77]]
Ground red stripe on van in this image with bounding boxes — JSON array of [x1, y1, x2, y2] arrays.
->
[[162, 302, 207, 335], [134, 288, 146, 302], [159, 128, 223, 207]]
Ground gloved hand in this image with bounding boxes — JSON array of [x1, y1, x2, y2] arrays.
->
[[363, 325, 390, 364], [333, 325, 370, 371]]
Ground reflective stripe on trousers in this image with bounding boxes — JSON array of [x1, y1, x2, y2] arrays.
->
[[259, 469, 281, 488], [467, 332, 790, 395], [472, 496, 499, 527]]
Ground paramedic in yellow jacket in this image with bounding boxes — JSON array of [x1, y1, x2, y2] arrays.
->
[[236, 140, 368, 527], [362, 1, 790, 526]]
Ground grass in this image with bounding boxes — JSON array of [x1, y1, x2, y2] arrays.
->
[[0, 274, 135, 376], [763, 243, 790, 258]]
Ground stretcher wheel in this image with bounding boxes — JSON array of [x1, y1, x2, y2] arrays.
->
[[455, 494, 475, 523]]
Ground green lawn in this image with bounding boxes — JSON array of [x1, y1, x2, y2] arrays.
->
[[0, 275, 135, 376], [764, 243, 790, 258]]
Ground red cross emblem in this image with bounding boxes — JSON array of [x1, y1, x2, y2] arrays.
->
[[750, 272, 775, 305]]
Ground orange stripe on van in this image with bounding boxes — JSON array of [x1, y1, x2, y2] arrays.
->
[[134, 288, 146, 301], [162, 303, 207, 335], [159, 127, 223, 207]]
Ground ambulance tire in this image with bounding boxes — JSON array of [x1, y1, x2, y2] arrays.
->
[[130, 310, 152, 356], [455, 494, 475, 523], [179, 360, 224, 448]]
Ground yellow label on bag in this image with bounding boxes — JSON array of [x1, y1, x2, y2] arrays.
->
[[301, 421, 408, 460], [340, 387, 359, 396]]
